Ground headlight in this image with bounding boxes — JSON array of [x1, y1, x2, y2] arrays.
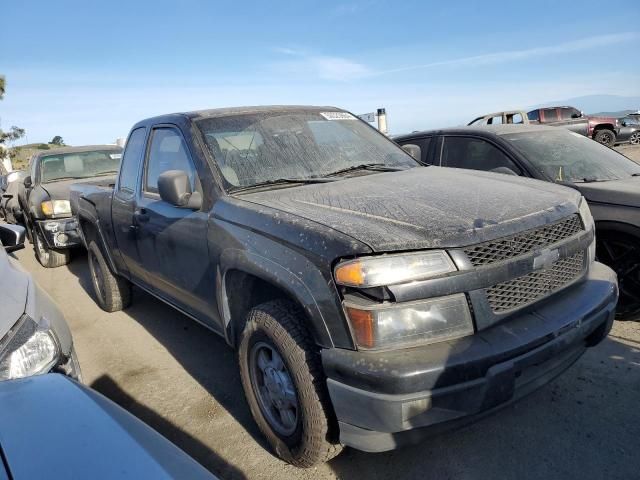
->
[[335, 251, 456, 287], [0, 315, 60, 381], [41, 200, 71, 217], [579, 197, 596, 264], [344, 294, 474, 350]]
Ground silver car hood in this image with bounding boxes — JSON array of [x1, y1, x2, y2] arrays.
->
[[0, 250, 28, 338]]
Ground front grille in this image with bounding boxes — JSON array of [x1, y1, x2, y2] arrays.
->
[[464, 215, 583, 267], [486, 251, 585, 313]]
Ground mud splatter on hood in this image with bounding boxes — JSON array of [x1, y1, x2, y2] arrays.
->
[[240, 167, 582, 252]]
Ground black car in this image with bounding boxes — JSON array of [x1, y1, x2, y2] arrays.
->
[[616, 116, 640, 145], [70, 106, 617, 466], [395, 125, 640, 317], [18, 145, 122, 267], [1, 170, 27, 224]]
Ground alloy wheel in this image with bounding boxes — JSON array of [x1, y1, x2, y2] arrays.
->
[[597, 234, 640, 317]]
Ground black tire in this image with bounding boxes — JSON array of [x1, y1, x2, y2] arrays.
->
[[596, 231, 640, 319], [238, 300, 342, 467], [593, 129, 616, 147], [87, 240, 132, 312], [33, 229, 70, 268], [629, 132, 640, 146]]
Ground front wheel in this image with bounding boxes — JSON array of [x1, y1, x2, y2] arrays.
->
[[238, 300, 342, 467], [629, 132, 640, 145], [593, 129, 616, 146], [87, 241, 132, 312], [34, 229, 70, 268]]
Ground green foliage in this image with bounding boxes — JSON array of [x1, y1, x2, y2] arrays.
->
[[0, 76, 5, 100], [37, 143, 51, 150], [50, 135, 64, 146]]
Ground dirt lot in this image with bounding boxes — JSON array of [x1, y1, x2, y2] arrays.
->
[[6, 145, 640, 479]]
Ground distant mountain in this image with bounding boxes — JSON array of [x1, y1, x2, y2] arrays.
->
[[590, 109, 636, 118], [528, 94, 640, 115]]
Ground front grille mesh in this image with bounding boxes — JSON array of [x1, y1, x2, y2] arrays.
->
[[464, 215, 583, 267], [486, 251, 585, 313]]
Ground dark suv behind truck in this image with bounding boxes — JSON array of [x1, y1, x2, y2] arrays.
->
[[71, 106, 618, 467]]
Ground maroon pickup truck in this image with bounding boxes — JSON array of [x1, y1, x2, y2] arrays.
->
[[527, 106, 619, 146]]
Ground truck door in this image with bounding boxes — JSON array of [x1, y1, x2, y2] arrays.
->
[[134, 125, 217, 328], [112, 127, 150, 286], [558, 107, 589, 136]]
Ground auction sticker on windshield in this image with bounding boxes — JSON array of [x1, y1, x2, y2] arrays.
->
[[320, 112, 357, 121]]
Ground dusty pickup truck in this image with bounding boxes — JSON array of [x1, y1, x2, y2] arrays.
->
[[71, 106, 618, 467]]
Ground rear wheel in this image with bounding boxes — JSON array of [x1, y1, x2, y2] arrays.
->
[[596, 231, 640, 319], [238, 300, 342, 467], [34, 229, 70, 268], [593, 129, 616, 146], [87, 241, 132, 312]]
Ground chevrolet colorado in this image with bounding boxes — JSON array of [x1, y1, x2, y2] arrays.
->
[[71, 106, 618, 467]]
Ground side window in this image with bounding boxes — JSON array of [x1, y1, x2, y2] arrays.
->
[[400, 137, 432, 164], [440, 137, 522, 175], [560, 107, 579, 120], [542, 108, 558, 122], [509, 113, 524, 124], [118, 128, 146, 193], [527, 110, 540, 122], [144, 128, 197, 194]]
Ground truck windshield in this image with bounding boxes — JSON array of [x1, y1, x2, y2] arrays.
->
[[39, 150, 122, 183], [503, 130, 640, 182], [196, 110, 418, 189]]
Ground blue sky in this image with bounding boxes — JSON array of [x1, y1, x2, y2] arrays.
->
[[1, 0, 639, 145]]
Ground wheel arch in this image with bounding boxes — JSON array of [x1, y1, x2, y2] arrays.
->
[[218, 249, 336, 350]]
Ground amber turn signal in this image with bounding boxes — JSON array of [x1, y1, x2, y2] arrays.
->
[[345, 307, 375, 349]]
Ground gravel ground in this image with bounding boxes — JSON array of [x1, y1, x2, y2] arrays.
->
[[5, 144, 640, 479]]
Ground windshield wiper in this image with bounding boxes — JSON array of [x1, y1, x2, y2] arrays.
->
[[632, 173, 640, 177], [574, 177, 611, 183], [45, 176, 85, 182], [322, 163, 407, 177], [229, 177, 336, 193], [93, 170, 119, 176]]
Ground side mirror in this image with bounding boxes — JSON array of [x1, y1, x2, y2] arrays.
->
[[157, 170, 202, 210], [402, 144, 422, 162], [23, 176, 32, 188], [571, 112, 582, 119], [491, 167, 519, 176], [0, 224, 26, 253]]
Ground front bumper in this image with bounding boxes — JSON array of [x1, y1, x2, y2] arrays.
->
[[323, 262, 618, 452], [36, 218, 82, 249]]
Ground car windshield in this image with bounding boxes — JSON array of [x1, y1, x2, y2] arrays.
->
[[196, 110, 418, 189], [503, 130, 640, 182], [39, 150, 122, 183]]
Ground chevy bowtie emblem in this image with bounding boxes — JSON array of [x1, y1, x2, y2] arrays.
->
[[533, 248, 560, 271]]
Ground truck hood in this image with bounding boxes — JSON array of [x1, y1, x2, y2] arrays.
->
[[240, 167, 581, 252], [41, 175, 116, 201], [575, 177, 640, 208], [0, 249, 28, 338]]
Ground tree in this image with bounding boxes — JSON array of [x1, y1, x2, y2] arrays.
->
[[0, 75, 26, 171], [50, 135, 64, 146]]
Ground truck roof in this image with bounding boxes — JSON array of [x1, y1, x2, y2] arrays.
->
[[32, 144, 122, 160], [132, 105, 345, 127]]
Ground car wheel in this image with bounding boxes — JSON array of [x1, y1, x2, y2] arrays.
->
[[34, 229, 70, 268], [239, 299, 343, 467], [593, 129, 616, 146], [87, 241, 132, 312], [596, 231, 640, 319], [629, 132, 640, 145]]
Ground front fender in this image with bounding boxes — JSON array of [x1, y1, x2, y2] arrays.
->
[[218, 247, 353, 350]]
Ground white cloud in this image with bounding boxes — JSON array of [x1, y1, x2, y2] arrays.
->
[[374, 32, 640, 76]]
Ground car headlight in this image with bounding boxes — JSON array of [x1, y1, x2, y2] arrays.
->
[[334, 251, 456, 287], [0, 315, 60, 381], [579, 197, 596, 264], [344, 294, 474, 350], [41, 200, 71, 217]]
